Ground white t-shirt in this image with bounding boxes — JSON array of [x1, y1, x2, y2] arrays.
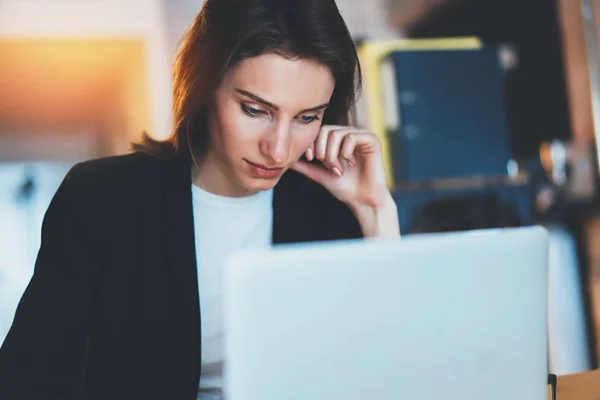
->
[[191, 184, 273, 400]]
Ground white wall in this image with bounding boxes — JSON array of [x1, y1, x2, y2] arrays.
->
[[163, 0, 205, 59], [336, 0, 399, 40], [0, 132, 98, 162]]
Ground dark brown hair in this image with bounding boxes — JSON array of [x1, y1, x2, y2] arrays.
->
[[133, 0, 362, 161]]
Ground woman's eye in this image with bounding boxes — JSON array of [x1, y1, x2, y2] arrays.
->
[[299, 115, 319, 124], [241, 103, 264, 117]]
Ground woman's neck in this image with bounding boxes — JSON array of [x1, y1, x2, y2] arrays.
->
[[191, 152, 255, 198]]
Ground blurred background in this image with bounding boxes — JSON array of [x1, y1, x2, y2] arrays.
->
[[1, 0, 600, 378]]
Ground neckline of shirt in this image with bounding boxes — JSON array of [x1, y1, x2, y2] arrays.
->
[[191, 183, 273, 208]]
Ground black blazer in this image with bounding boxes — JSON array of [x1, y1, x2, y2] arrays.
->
[[0, 152, 362, 400]]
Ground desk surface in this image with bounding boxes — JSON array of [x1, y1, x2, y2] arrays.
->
[[553, 370, 600, 400]]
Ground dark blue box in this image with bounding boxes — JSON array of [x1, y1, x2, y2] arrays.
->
[[390, 48, 512, 182]]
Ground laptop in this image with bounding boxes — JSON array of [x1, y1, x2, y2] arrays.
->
[[223, 227, 549, 400]]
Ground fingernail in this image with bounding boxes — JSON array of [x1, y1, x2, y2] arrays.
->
[[332, 167, 342, 177], [347, 160, 355, 168], [306, 148, 314, 161]]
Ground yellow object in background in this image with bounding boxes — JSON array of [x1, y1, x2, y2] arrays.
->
[[358, 37, 483, 188]]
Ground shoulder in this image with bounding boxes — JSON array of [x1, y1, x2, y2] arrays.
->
[[65, 152, 172, 196], [51, 151, 180, 227]]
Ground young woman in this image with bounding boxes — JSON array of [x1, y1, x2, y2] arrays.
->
[[0, 0, 400, 399]]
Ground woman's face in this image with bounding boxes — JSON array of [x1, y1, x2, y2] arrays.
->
[[198, 53, 336, 197]]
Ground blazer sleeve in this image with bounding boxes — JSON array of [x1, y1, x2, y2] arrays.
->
[[0, 164, 98, 399], [332, 201, 363, 240]]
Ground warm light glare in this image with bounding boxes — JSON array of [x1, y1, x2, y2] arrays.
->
[[0, 39, 150, 133]]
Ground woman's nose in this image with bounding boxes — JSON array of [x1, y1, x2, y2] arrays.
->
[[259, 124, 290, 165]]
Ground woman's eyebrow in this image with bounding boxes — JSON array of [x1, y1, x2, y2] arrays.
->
[[235, 88, 329, 113], [235, 89, 279, 110], [300, 103, 329, 113]]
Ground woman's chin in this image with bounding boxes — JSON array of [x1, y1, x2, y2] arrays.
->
[[238, 174, 284, 193]]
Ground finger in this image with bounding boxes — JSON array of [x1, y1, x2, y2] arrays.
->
[[326, 128, 354, 175], [291, 159, 336, 186], [316, 125, 373, 168], [342, 131, 381, 157], [314, 126, 331, 163], [314, 125, 354, 162], [305, 142, 315, 161], [340, 133, 358, 167]]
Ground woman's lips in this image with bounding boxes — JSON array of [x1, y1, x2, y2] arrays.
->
[[245, 160, 285, 178]]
